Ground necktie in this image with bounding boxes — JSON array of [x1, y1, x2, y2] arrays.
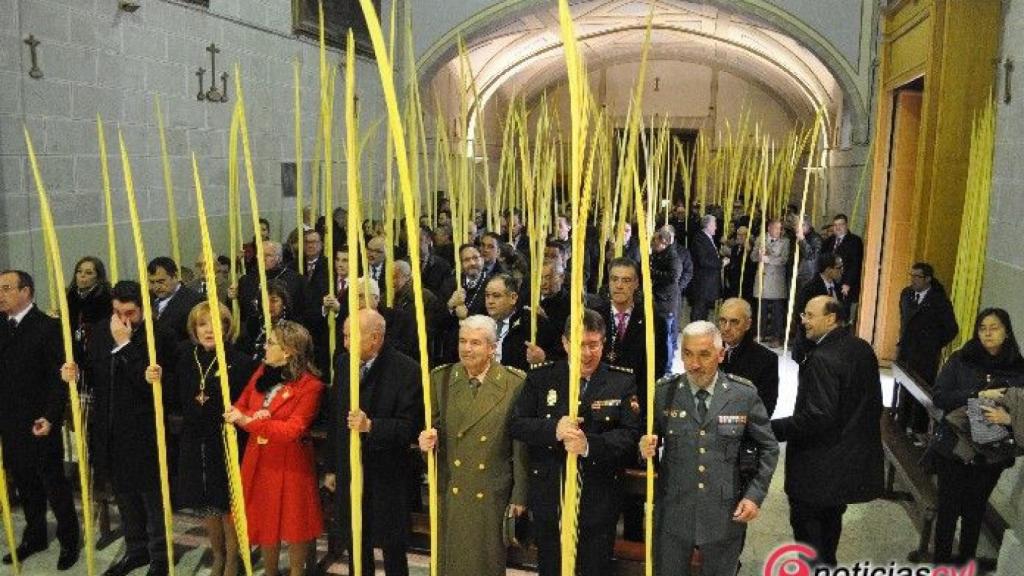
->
[[915, 292, 923, 305], [580, 377, 589, 398], [7, 318, 16, 331], [615, 312, 629, 341], [359, 363, 370, 382], [695, 389, 709, 423], [725, 346, 734, 364], [827, 284, 835, 298], [468, 377, 481, 397]]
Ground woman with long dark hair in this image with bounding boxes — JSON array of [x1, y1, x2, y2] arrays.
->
[[931, 308, 1024, 564], [66, 256, 112, 364], [224, 320, 324, 576]]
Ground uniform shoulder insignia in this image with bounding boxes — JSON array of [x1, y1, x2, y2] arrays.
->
[[529, 361, 555, 370], [607, 364, 634, 374], [504, 365, 526, 378], [725, 373, 755, 388], [431, 363, 454, 374], [656, 373, 681, 387]]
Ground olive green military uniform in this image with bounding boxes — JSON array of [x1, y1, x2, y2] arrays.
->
[[430, 361, 529, 576]]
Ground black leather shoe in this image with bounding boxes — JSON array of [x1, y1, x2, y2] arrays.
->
[[102, 554, 150, 576], [2, 541, 47, 565], [57, 543, 80, 570]]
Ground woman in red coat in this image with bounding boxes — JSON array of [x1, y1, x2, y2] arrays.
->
[[224, 320, 324, 576]]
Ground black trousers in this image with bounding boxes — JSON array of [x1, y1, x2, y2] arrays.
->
[[788, 499, 847, 566], [758, 298, 787, 341], [6, 431, 79, 548], [933, 455, 1005, 563], [534, 515, 615, 576], [114, 489, 167, 569], [342, 491, 410, 576]]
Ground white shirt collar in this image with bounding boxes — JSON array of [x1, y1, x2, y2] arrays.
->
[[9, 303, 34, 325]]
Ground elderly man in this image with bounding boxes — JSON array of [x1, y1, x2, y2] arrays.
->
[[511, 309, 641, 576], [640, 321, 779, 576], [325, 277, 419, 362], [718, 298, 780, 416], [0, 270, 80, 570], [751, 219, 791, 347], [392, 259, 443, 363], [233, 240, 306, 326], [326, 309, 424, 576], [301, 228, 330, 302], [772, 296, 883, 567], [537, 259, 570, 346], [418, 315, 528, 576], [791, 253, 845, 364], [366, 236, 389, 294], [147, 256, 204, 345], [689, 214, 725, 321]]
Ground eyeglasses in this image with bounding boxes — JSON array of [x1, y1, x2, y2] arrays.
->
[[909, 273, 927, 279]]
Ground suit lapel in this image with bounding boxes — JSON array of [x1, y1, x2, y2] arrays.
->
[[458, 364, 508, 434]]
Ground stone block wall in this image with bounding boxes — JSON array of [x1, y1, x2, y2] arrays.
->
[[0, 0, 387, 296]]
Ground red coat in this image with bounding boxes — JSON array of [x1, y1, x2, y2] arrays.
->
[[235, 366, 324, 544]]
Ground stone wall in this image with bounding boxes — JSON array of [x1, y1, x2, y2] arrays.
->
[[0, 0, 386, 295]]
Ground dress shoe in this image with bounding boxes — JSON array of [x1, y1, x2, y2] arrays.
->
[[2, 541, 47, 565], [102, 554, 150, 576], [57, 543, 80, 570]]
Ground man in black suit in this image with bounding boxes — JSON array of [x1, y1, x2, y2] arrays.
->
[[689, 214, 725, 321], [0, 270, 80, 570], [418, 226, 452, 295], [651, 225, 683, 373], [718, 297, 779, 416], [69, 280, 178, 576], [791, 253, 844, 364], [483, 274, 557, 371], [537, 260, 570, 350], [820, 214, 863, 319], [587, 257, 667, 541], [895, 263, 958, 432], [438, 244, 493, 361], [148, 257, 204, 345], [326, 309, 424, 576], [511, 309, 642, 576], [772, 296, 884, 567], [233, 241, 307, 326], [500, 208, 531, 261], [302, 228, 330, 305], [365, 236, 389, 298]]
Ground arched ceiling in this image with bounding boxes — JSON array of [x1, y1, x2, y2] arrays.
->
[[429, 0, 843, 126]]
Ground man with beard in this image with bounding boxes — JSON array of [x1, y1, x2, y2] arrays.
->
[[439, 244, 492, 361]]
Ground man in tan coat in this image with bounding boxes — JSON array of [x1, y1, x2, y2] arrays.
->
[[419, 314, 528, 576]]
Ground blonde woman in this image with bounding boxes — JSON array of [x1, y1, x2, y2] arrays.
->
[[224, 320, 324, 576]]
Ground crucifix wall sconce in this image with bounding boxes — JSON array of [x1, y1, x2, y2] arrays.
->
[[196, 43, 229, 103], [24, 35, 43, 79]]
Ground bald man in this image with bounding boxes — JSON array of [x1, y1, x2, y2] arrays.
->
[[717, 298, 779, 416], [326, 309, 424, 576]]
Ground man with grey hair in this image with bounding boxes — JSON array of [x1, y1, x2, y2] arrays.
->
[[640, 320, 778, 576], [233, 240, 306, 326], [689, 214, 725, 321], [418, 315, 528, 576], [718, 298, 779, 416], [392, 258, 444, 365]]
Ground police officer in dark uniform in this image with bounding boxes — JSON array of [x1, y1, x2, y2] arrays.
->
[[512, 309, 642, 576], [640, 321, 778, 576]]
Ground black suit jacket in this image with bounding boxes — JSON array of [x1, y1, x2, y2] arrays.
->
[[497, 308, 558, 371], [511, 361, 641, 527], [421, 254, 453, 296], [303, 254, 330, 307], [86, 320, 177, 492], [897, 284, 958, 383], [821, 233, 864, 302], [650, 246, 683, 316], [772, 327, 884, 505], [155, 284, 204, 345], [722, 332, 780, 416], [327, 346, 424, 538], [688, 231, 722, 303], [0, 307, 67, 457], [587, 296, 668, 411]]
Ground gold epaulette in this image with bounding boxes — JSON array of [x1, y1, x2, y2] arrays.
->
[[529, 361, 555, 370], [607, 364, 634, 374], [504, 365, 526, 378], [656, 373, 682, 387], [431, 363, 454, 374]]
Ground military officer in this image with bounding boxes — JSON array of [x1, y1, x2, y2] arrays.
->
[[640, 321, 779, 576], [511, 309, 642, 576], [418, 315, 528, 576]]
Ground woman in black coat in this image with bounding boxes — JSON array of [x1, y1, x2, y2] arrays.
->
[[931, 308, 1024, 564], [66, 256, 113, 366], [172, 301, 256, 576]]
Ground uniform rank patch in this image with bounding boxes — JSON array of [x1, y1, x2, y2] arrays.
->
[[717, 414, 747, 424]]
